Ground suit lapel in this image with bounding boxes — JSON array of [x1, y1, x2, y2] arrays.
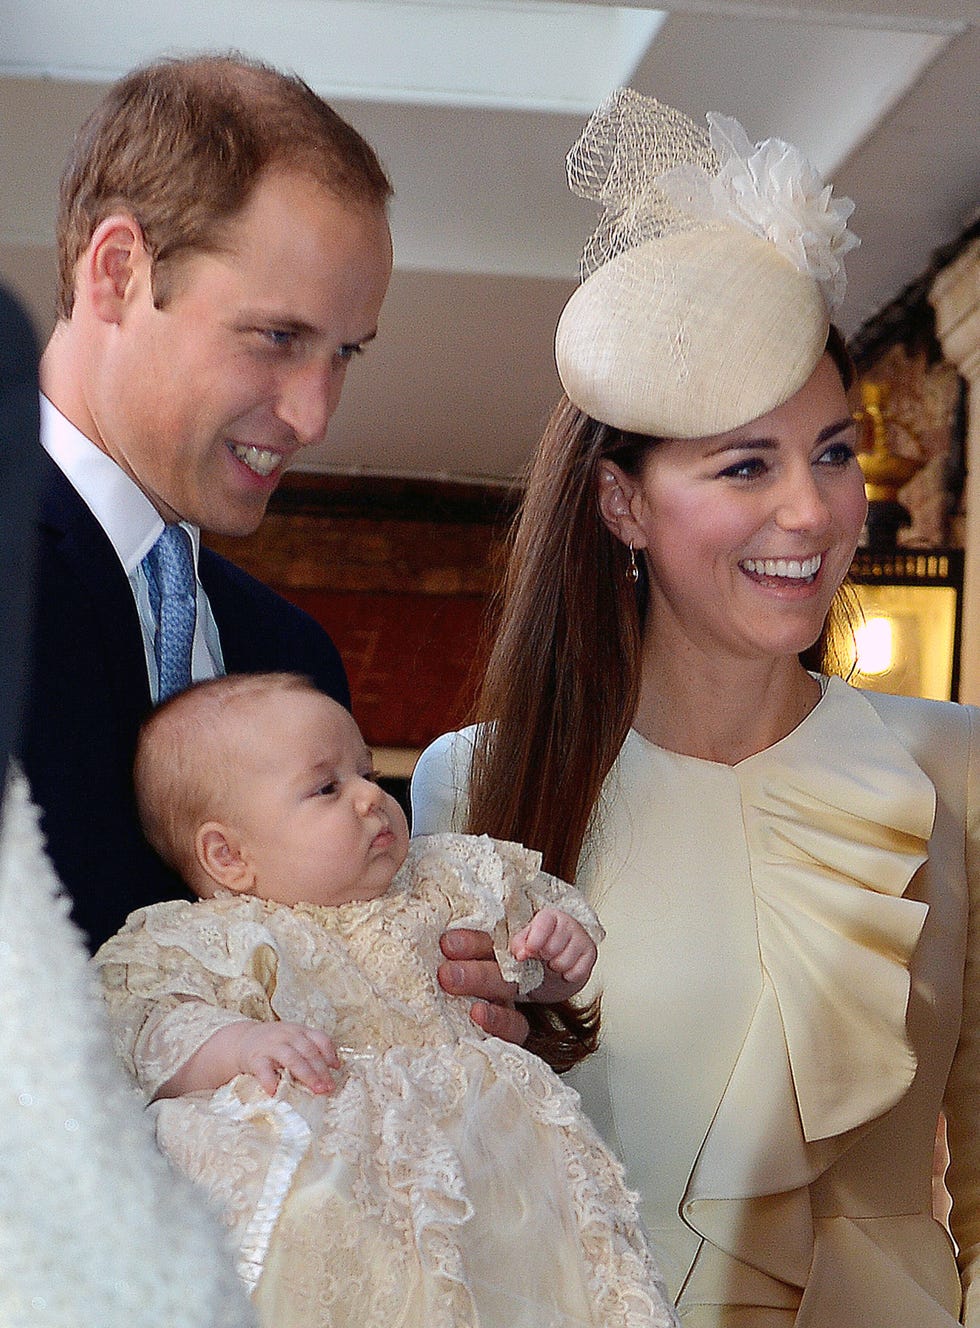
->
[[39, 453, 151, 726]]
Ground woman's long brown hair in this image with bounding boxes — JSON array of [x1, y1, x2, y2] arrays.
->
[[468, 399, 646, 883], [466, 330, 856, 1072], [465, 400, 647, 1069]]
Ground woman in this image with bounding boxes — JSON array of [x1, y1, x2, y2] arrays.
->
[[411, 91, 980, 1326]]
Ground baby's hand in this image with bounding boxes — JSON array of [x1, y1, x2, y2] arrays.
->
[[232, 1021, 341, 1097], [509, 907, 597, 998]]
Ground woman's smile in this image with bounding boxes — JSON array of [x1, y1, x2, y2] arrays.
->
[[739, 554, 822, 583]]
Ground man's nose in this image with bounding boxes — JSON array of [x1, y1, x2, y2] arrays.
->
[[275, 363, 343, 448]]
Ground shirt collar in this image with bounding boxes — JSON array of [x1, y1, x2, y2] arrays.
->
[[40, 394, 201, 575]]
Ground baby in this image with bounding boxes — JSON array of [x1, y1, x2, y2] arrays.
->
[[95, 673, 674, 1328]]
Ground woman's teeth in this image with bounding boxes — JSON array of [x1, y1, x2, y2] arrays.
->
[[232, 444, 282, 477], [741, 555, 822, 580]]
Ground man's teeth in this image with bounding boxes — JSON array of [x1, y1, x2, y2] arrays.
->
[[232, 444, 282, 477], [741, 555, 822, 580]]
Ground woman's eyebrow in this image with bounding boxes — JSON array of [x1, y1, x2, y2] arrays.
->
[[817, 417, 857, 443], [705, 417, 856, 458], [704, 436, 777, 457]]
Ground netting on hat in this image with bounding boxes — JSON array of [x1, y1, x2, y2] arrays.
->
[[567, 89, 719, 280], [567, 88, 858, 310]]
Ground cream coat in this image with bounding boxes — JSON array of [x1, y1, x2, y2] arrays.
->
[[410, 680, 980, 1327]]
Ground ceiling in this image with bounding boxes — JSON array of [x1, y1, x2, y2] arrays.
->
[[0, 0, 977, 486]]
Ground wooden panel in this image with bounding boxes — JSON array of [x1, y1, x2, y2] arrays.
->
[[209, 512, 505, 595], [284, 588, 490, 749], [203, 475, 514, 750]]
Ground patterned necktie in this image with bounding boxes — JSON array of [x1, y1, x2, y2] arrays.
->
[[143, 524, 197, 701]]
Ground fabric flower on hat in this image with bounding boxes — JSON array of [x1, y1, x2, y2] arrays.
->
[[656, 113, 859, 310]]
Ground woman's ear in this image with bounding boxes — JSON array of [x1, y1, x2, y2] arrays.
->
[[195, 822, 256, 895], [82, 213, 151, 324], [596, 461, 646, 549]]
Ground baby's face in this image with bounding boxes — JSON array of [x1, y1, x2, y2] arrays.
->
[[224, 690, 410, 907]]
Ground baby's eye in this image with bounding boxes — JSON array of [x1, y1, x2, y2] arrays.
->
[[316, 781, 338, 797]]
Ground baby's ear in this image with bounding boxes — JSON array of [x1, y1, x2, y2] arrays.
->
[[195, 822, 255, 894]]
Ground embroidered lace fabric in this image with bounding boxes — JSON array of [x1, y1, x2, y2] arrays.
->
[[96, 833, 676, 1328]]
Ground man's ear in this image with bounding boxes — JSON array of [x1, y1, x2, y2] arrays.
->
[[596, 460, 647, 549], [195, 822, 256, 895], [82, 213, 151, 324]]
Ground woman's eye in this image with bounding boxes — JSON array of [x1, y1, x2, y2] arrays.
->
[[718, 457, 766, 480], [818, 440, 858, 466]]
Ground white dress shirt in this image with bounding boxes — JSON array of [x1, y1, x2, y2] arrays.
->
[[40, 395, 224, 701]]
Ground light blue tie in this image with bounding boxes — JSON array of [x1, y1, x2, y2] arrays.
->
[[143, 524, 197, 701]]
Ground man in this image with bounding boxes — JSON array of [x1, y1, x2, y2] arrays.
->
[[20, 54, 393, 950], [21, 54, 529, 1048]]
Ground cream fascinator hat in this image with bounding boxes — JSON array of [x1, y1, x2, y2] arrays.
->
[[555, 90, 860, 438]]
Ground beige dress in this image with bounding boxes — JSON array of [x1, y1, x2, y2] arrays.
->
[[95, 832, 675, 1328], [411, 680, 980, 1327]]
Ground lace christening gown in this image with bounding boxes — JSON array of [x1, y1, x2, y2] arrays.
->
[[95, 832, 676, 1328]]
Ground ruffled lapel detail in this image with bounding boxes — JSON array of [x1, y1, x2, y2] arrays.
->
[[680, 678, 935, 1292], [742, 677, 934, 1143]]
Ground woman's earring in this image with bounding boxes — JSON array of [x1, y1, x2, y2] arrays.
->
[[627, 542, 639, 584]]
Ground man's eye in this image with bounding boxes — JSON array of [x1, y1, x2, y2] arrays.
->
[[261, 328, 296, 350], [335, 342, 365, 364]]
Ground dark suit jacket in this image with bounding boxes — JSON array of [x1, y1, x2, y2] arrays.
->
[[0, 287, 41, 790], [20, 452, 350, 951]]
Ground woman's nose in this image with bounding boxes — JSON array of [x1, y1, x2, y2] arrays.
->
[[774, 468, 833, 534]]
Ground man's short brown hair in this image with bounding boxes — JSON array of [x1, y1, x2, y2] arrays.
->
[[57, 52, 392, 318]]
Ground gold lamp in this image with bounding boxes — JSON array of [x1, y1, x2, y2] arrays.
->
[[831, 381, 963, 702], [856, 381, 921, 547]]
